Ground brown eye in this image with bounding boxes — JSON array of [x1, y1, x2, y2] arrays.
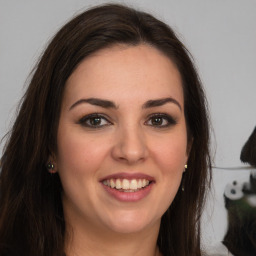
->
[[151, 117, 164, 126], [89, 117, 102, 126], [145, 114, 177, 128], [79, 114, 111, 128]]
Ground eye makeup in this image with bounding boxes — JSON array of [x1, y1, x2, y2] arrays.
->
[[145, 113, 177, 128], [77, 112, 177, 130], [78, 113, 112, 128]]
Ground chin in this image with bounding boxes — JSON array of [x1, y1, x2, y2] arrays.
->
[[109, 221, 146, 234], [102, 210, 160, 234]]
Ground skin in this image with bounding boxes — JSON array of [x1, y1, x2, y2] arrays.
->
[[55, 44, 189, 256]]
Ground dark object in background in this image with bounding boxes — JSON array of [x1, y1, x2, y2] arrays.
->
[[223, 126, 256, 256], [223, 174, 256, 256], [240, 127, 256, 167]]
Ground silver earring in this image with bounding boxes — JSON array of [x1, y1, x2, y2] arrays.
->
[[47, 162, 54, 169], [47, 162, 55, 172]]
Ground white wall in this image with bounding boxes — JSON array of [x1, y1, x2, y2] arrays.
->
[[1, 0, 256, 252]]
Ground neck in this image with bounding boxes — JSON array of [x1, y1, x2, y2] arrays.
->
[[64, 218, 161, 256]]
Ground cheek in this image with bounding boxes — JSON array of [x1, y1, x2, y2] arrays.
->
[[146, 135, 187, 218], [56, 131, 114, 196], [56, 132, 109, 201], [151, 134, 188, 172], [150, 132, 187, 197]]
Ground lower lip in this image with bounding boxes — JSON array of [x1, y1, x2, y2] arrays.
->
[[101, 182, 154, 202]]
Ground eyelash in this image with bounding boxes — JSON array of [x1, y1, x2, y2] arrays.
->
[[78, 114, 112, 128], [78, 113, 177, 129], [145, 113, 177, 128]]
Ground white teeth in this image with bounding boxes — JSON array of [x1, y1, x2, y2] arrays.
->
[[116, 179, 122, 189], [102, 178, 151, 191], [110, 179, 115, 188], [137, 179, 142, 189], [130, 179, 137, 190], [122, 179, 130, 189]]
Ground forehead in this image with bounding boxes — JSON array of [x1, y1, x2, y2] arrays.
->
[[63, 44, 184, 108]]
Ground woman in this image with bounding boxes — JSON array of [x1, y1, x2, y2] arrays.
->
[[0, 4, 211, 256]]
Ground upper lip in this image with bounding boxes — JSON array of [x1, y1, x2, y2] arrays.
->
[[100, 172, 155, 182]]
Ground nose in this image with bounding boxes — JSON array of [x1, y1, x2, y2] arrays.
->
[[111, 125, 149, 164]]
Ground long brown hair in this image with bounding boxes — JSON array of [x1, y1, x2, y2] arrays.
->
[[0, 4, 211, 256]]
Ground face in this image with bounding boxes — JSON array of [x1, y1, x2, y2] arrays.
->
[[56, 44, 189, 235]]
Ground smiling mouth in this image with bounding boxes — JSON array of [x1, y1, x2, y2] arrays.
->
[[102, 178, 152, 192]]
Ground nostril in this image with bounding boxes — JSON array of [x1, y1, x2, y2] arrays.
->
[[111, 142, 148, 163]]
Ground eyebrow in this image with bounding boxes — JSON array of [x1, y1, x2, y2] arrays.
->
[[69, 98, 118, 110], [142, 97, 182, 110], [69, 97, 181, 111]]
